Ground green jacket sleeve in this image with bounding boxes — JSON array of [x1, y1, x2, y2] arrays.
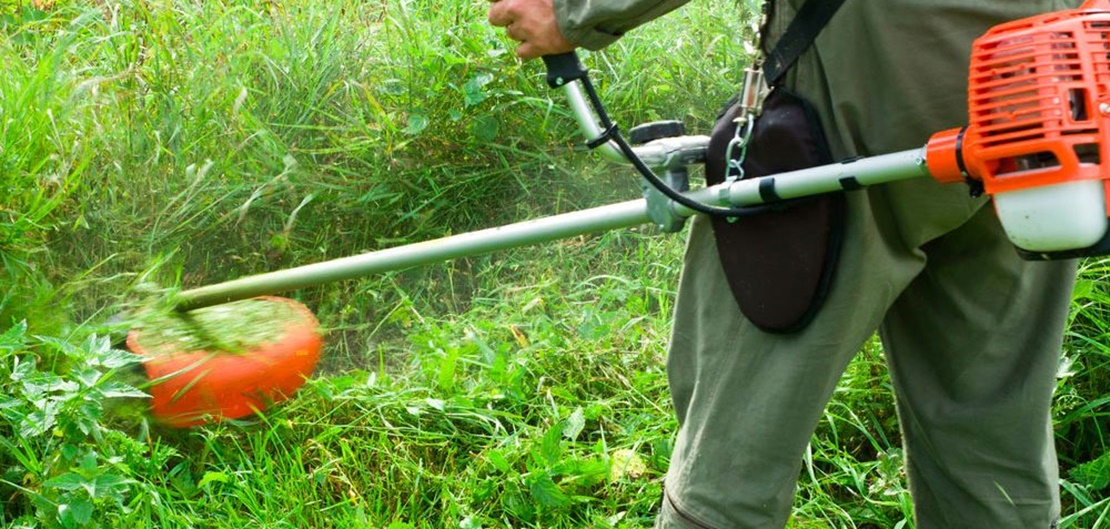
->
[[555, 0, 692, 50]]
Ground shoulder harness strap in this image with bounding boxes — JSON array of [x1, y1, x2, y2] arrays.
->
[[761, 0, 847, 86]]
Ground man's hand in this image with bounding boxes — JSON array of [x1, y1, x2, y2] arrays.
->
[[487, 0, 576, 60]]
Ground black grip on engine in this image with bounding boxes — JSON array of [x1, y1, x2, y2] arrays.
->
[[542, 52, 588, 89]]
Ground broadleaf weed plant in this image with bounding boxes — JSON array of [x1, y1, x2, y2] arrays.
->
[[0, 321, 174, 528]]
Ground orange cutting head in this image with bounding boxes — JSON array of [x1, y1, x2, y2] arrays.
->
[[128, 296, 323, 428], [928, 0, 1110, 257]]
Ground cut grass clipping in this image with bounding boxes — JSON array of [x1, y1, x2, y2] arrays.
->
[[130, 297, 309, 356]]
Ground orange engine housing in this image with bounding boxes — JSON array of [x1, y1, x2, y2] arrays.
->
[[927, 0, 1110, 257]]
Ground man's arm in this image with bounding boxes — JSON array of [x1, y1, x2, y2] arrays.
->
[[487, 0, 576, 59], [488, 0, 691, 59]]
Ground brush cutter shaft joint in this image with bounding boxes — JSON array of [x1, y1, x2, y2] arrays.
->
[[644, 168, 690, 232], [633, 135, 711, 169]]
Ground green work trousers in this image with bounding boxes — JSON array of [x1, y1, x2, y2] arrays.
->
[[657, 194, 1076, 529], [653, 1, 1081, 527]]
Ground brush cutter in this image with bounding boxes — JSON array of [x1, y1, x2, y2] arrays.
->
[[130, 0, 1110, 426]]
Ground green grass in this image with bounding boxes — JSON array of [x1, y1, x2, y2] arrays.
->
[[1, 0, 1108, 527]]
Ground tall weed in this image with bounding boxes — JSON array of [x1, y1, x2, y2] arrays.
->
[[0, 6, 100, 330]]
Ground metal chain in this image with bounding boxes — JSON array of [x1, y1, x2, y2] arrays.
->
[[723, 66, 768, 182], [724, 113, 755, 182]]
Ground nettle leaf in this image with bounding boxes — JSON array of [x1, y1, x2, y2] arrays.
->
[[1070, 451, 1110, 491], [82, 334, 113, 357], [68, 403, 102, 436], [58, 499, 94, 528], [37, 336, 84, 361], [79, 452, 98, 472], [45, 472, 88, 492], [43, 375, 80, 395], [554, 456, 610, 487], [528, 471, 570, 509], [1072, 279, 1096, 301], [92, 344, 141, 370], [470, 114, 498, 143], [73, 367, 101, 388], [10, 355, 36, 382], [537, 423, 564, 466], [562, 407, 585, 440], [98, 381, 148, 399], [487, 449, 512, 473], [463, 72, 494, 107], [403, 114, 428, 136], [0, 320, 29, 350], [21, 409, 56, 437], [93, 473, 135, 501], [46, 470, 133, 501]]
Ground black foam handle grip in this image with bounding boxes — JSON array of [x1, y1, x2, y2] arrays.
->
[[542, 52, 588, 89]]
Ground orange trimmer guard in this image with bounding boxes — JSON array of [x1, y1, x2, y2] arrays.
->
[[128, 296, 323, 428]]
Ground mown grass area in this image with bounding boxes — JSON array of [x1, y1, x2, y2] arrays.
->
[[2, 0, 1108, 527]]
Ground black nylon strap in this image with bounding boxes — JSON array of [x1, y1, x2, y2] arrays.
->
[[762, 0, 847, 86]]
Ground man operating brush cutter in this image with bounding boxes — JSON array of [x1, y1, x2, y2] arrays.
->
[[489, 0, 1084, 527], [133, 3, 1109, 524]]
